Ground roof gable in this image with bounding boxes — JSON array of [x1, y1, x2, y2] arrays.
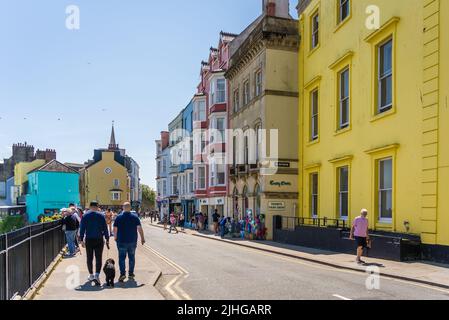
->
[[30, 160, 78, 174]]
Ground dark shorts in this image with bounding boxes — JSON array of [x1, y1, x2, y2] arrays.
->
[[355, 236, 367, 248]]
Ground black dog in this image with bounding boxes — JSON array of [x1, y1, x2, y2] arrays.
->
[[103, 258, 116, 287]]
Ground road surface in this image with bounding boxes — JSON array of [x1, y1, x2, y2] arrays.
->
[[142, 223, 449, 300]]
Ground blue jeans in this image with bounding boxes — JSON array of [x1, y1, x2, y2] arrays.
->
[[65, 230, 77, 256], [117, 243, 137, 276]]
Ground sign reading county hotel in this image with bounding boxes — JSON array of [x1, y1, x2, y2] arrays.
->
[[268, 201, 286, 210]]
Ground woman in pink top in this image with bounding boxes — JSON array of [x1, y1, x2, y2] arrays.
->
[[350, 209, 370, 264]]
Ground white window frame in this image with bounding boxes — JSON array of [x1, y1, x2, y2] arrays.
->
[[338, 0, 350, 23], [216, 78, 226, 104], [196, 166, 206, 190], [378, 158, 393, 222], [194, 100, 206, 122], [338, 166, 349, 219], [339, 67, 350, 129], [111, 191, 121, 201], [378, 38, 393, 114], [113, 179, 120, 188], [311, 12, 319, 49], [311, 89, 319, 141], [310, 173, 319, 218]]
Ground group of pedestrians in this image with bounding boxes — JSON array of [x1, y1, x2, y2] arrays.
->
[[62, 201, 146, 286]]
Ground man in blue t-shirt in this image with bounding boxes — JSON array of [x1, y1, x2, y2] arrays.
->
[[113, 202, 146, 282]]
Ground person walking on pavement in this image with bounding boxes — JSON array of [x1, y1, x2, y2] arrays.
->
[[168, 212, 179, 234], [113, 202, 146, 282], [350, 209, 371, 265], [212, 209, 221, 236], [79, 201, 110, 286], [62, 208, 79, 257]]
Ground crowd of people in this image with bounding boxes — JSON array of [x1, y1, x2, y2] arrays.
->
[[159, 209, 267, 240]]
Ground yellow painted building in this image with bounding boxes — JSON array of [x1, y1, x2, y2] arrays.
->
[[297, 0, 449, 254], [14, 159, 46, 194], [80, 126, 130, 209]]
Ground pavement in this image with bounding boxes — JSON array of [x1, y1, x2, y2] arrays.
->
[[147, 220, 449, 290], [33, 237, 164, 300]]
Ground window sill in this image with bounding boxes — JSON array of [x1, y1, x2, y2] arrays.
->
[[306, 139, 320, 147], [334, 126, 352, 137], [375, 221, 393, 230], [370, 107, 396, 123], [333, 15, 351, 33], [308, 44, 321, 57]]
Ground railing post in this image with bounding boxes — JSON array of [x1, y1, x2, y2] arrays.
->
[[29, 226, 32, 289], [42, 223, 46, 271], [5, 233, 8, 300]]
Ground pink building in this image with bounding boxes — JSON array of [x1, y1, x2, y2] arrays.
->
[[193, 32, 237, 223]]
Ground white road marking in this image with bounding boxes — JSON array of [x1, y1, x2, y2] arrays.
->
[[333, 294, 352, 300], [164, 276, 181, 300], [143, 244, 192, 300]]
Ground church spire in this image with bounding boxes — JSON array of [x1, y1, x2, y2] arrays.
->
[[108, 121, 118, 150]]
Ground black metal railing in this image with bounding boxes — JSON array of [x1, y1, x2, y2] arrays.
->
[[0, 220, 64, 300], [279, 216, 348, 231]]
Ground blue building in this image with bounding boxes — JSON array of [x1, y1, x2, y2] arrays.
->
[[26, 160, 80, 223], [5, 176, 15, 206], [179, 100, 195, 223]]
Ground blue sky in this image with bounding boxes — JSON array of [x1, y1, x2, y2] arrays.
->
[[0, 0, 298, 188]]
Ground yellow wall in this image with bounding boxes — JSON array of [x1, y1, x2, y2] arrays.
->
[[82, 151, 130, 208], [298, 0, 448, 245], [436, 0, 449, 246], [14, 159, 46, 188]]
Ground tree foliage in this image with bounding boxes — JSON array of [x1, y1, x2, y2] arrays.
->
[[141, 184, 156, 210], [0, 215, 26, 234]]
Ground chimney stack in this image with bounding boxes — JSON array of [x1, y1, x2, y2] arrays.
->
[[267, 2, 276, 16], [161, 131, 169, 150], [262, 0, 290, 19]]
